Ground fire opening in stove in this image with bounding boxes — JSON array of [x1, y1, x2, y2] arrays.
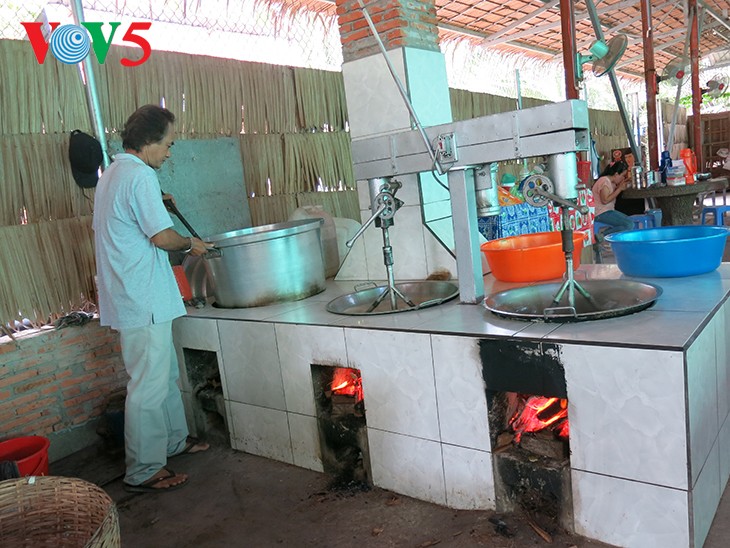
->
[[509, 395, 569, 444], [489, 391, 573, 531], [311, 364, 371, 491]]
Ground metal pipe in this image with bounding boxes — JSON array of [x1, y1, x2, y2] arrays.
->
[[69, 0, 109, 168], [354, 0, 444, 174], [640, 0, 659, 170]]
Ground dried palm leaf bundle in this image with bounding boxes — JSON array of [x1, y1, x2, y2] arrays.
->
[[239, 133, 285, 197], [0, 223, 54, 325], [35, 217, 96, 314], [283, 132, 355, 194], [247, 194, 298, 226], [292, 67, 348, 131], [0, 136, 24, 226]]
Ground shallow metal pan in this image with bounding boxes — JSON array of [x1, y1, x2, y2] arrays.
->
[[484, 279, 662, 322], [326, 281, 459, 315]]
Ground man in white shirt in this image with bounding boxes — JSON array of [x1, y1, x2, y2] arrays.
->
[[93, 105, 211, 493]]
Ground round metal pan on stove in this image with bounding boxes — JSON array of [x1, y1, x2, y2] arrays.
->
[[484, 279, 662, 322], [327, 281, 459, 315]]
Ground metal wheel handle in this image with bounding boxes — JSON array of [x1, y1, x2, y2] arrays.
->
[[521, 174, 554, 208]]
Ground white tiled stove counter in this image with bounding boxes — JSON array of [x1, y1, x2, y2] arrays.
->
[[173, 264, 730, 548]]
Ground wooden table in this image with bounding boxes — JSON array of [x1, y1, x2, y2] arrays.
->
[[622, 176, 729, 225]]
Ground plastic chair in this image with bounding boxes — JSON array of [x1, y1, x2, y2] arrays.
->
[[700, 205, 730, 226], [628, 213, 655, 229]]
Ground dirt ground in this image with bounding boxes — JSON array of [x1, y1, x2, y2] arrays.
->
[[52, 440, 617, 548]]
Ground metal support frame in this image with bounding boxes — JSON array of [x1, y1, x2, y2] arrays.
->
[[351, 100, 591, 304]]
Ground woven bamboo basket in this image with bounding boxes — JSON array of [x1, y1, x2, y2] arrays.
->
[[0, 476, 120, 547]]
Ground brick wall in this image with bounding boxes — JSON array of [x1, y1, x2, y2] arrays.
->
[[0, 321, 127, 446], [336, 0, 440, 61]]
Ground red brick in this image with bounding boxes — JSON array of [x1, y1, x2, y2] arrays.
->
[[14, 375, 56, 393], [40, 384, 60, 396], [64, 389, 103, 407], [1, 369, 39, 387], [15, 396, 56, 415], [60, 372, 95, 388], [59, 334, 88, 347], [2, 412, 43, 432], [2, 392, 41, 409], [0, 341, 19, 355]]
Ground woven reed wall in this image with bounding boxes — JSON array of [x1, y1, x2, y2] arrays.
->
[[0, 39, 356, 331]]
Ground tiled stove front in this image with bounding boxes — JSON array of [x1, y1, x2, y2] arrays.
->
[[173, 269, 730, 548]]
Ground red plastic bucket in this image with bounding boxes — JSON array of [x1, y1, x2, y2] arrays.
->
[[0, 436, 50, 476]]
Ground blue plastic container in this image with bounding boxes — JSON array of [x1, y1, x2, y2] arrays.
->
[[605, 226, 729, 277]]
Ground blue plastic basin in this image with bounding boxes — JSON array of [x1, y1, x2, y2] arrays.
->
[[605, 225, 729, 278]]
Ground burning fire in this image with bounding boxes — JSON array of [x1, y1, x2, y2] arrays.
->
[[509, 396, 569, 443], [330, 368, 363, 402]]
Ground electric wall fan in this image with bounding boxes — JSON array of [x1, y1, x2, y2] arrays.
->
[[703, 77, 728, 98], [575, 34, 628, 79]]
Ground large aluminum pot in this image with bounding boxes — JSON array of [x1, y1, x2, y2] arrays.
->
[[203, 219, 326, 308]]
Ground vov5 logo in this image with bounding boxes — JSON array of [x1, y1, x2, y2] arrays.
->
[[21, 22, 152, 66]]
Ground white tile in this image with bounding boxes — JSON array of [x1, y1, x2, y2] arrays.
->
[[368, 428, 446, 505], [343, 49, 411, 139], [334, 235, 368, 281], [275, 324, 347, 416], [718, 301, 730, 424], [648, 272, 730, 313], [562, 344, 688, 489], [228, 401, 293, 464], [687, 316, 720, 485], [720, 414, 730, 490], [288, 413, 324, 473], [173, 316, 221, 351], [173, 317, 221, 393], [363, 204, 429, 281], [218, 320, 286, 410], [572, 469, 690, 548], [333, 297, 460, 331], [442, 444, 494, 510], [431, 335, 491, 451], [414, 301, 555, 338], [547, 310, 707, 349], [345, 329, 440, 441], [423, 222, 457, 278], [693, 438, 721, 548], [356, 179, 370, 212]]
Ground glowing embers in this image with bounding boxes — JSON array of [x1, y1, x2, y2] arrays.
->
[[509, 396, 569, 445], [311, 365, 371, 490], [489, 392, 573, 531], [330, 367, 364, 403]]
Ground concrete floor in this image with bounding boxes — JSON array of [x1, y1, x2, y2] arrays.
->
[[48, 434, 730, 548]]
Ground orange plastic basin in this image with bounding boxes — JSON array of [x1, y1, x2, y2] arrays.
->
[[480, 231, 583, 283]]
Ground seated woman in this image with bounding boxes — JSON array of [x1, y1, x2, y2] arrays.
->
[[592, 160, 634, 241]]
